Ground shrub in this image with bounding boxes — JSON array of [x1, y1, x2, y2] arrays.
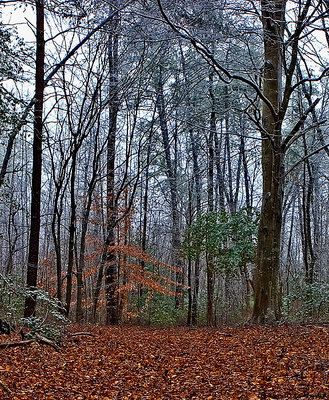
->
[[282, 281, 329, 322]]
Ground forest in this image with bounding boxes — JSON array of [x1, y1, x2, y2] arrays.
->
[[1, 0, 329, 333]]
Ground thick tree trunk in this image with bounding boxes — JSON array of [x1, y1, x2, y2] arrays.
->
[[104, 20, 120, 325], [252, 0, 286, 323], [24, 0, 45, 318], [92, 23, 120, 325]]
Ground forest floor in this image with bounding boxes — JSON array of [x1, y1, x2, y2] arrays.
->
[[0, 324, 328, 400]]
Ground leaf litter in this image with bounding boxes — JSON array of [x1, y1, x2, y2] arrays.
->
[[0, 325, 328, 399]]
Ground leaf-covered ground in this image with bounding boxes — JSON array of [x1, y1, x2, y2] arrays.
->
[[0, 325, 328, 399]]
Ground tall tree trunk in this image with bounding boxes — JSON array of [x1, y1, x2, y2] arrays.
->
[[65, 146, 77, 316], [240, 116, 251, 209], [24, 0, 45, 318], [252, 0, 286, 323], [139, 125, 153, 303], [156, 69, 183, 309], [190, 129, 201, 326], [186, 179, 192, 325], [223, 92, 236, 213], [51, 181, 64, 303], [104, 22, 120, 325], [76, 184, 93, 322], [92, 22, 120, 325], [76, 138, 101, 323], [206, 71, 216, 327], [301, 138, 316, 284], [179, 41, 201, 324]]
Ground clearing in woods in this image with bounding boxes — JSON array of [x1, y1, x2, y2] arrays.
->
[[0, 325, 328, 399]]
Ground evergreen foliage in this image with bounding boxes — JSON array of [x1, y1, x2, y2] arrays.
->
[[182, 208, 259, 276]]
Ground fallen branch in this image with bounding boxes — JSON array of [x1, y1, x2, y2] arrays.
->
[[35, 333, 61, 352], [216, 332, 234, 337], [0, 340, 34, 349], [68, 332, 95, 337], [0, 335, 61, 352]]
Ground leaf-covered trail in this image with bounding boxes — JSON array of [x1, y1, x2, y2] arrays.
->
[[0, 325, 328, 399]]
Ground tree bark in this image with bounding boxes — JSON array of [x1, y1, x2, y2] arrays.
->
[[76, 141, 100, 322], [206, 71, 216, 327], [179, 41, 201, 324], [104, 22, 120, 325], [252, 0, 286, 323], [24, 0, 45, 318], [65, 146, 77, 316]]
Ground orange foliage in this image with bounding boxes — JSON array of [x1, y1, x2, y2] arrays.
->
[[40, 189, 186, 318]]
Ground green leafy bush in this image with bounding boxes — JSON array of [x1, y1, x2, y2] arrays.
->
[[282, 281, 329, 322], [148, 293, 186, 326], [182, 208, 259, 276]]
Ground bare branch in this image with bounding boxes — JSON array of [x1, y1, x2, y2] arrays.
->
[[285, 142, 329, 178], [0, 0, 135, 187], [282, 98, 321, 151], [156, 0, 277, 119]]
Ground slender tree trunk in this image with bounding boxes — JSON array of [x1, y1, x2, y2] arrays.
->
[[223, 98, 236, 213], [92, 118, 119, 324], [65, 147, 77, 316], [190, 129, 201, 325], [156, 69, 183, 309], [186, 180, 193, 326], [24, 0, 45, 318], [179, 41, 201, 324], [139, 126, 153, 303], [301, 138, 316, 284], [76, 188, 92, 323], [76, 143, 100, 323], [51, 184, 64, 303], [206, 71, 216, 327], [6, 181, 18, 275], [240, 117, 251, 209], [298, 65, 321, 284]]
